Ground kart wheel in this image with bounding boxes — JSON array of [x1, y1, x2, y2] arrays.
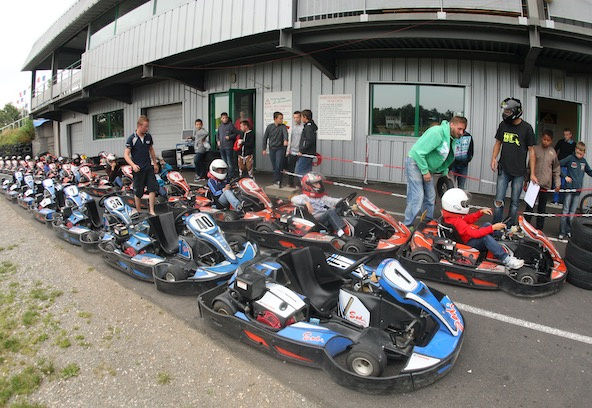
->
[[565, 259, 592, 290], [410, 248, 439, 263], [437, 176, 455, 198], [578, 193, 592, 214], [346, 344, 387, 377], [222, 211, 240, 222], [570, 218, 592, 252], [212, 299, 237, 316], [103, 241, 117, 252], [342, 238, 367, 253], [227, 234, 247, 251], [515, 269, 538, 285], [254, 222, 274, 233], [164, 265, 189, 282]]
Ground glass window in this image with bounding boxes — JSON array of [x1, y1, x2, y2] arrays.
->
[[93, 110, 124, 140], [116, 0, 152, 34], [370, 84, 464, 137], [89, 7, 117, 48], [154, 0, 192, 15]]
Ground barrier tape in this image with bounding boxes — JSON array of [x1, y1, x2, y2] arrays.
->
[[301, 153, 592, 192], [282, 170, 592, 218]]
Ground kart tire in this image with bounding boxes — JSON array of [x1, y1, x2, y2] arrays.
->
[[222, 211, 240, 222], [437, 176, 454, 198], [410, 248, 439, 263], [212, 298, 237, 316], [227, 234, 247, 251], [578, 194, 592, 215], [164, 265, 189, 282], [346, 343, 387, 377], [342, 238, 367, 254], [515, 269, 538, 285], [254, 222, 274, 233], [570, 218, 592, 252], [564, 240, 592, 271], [565, 259, 592, 290]]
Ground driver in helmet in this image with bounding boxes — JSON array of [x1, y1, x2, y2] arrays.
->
[[291, 172, 347, 237], [490, 97, 537, 227], [206, 159, 243, 211], [441, 188, 524, 269], [105, 153, 123, 187]]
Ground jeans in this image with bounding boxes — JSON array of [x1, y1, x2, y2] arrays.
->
[[316, 209, 346, 232], [269, 147, 286, 184], [193, 152, 206, 178], [295, 156, 313, 176], [285, 154, 299, 187], [466, 225, 508, 262], [451, 164, 469, 190], [218, 189, 241, 210], [219, 149, 235, 180], [553, 168, 568, 204], [525, 191, 549, 230], [560, 192, 580, 234], [403, 157, 436, 226], [113, 176, 123, 188], [493, 169, 524, 226]]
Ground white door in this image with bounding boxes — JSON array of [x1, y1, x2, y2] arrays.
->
[[146, 104, 183, 156], [68, 122, 84, 157]]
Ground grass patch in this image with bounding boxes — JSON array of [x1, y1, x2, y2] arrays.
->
[[0, 261, 17, 275], [157, 372, 171, 385], [77, 311, 92, 320], [59, 363, 80, 380], [22, 309, 39, 327], [93, 362, 117, 378], [0, 366, 41, 405], [0, 244, 18, 252], [29, 288, 63, 303]]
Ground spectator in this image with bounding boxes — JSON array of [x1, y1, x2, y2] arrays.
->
[[450, 129, 474, 189], [188, 119, 209, 181], [286, 111, 304, 187], [295, 109, 318, 177], [551, 128, 577, 206], [558, 141, 592, 239], [524, 129, 560, 231], [403, 116, 467, 227], [262, 111, 289, 187], [216, 112, 239, 180], [237, 120, 255, 179], [490, 98, 537, 226]]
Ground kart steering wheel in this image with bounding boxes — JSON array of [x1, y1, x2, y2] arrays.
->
[[98, 191, 121, 207], [335, 192, 357, 211], [173, 207, 201, 230]]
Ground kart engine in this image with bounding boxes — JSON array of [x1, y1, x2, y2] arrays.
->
[[234, 270, 307, 329]]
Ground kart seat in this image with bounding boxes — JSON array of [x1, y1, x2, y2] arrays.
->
[[437, 218, 465, 244], [277, 247, 343, 318], [86, 200, 102, 229], [147, 212, 179, 256]]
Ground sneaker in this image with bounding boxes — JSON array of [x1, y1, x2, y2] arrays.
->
[[558, 234, 565, 240], [273, 181, 281, 187], [504, 256, 524, 270], [567, 232, 572, 238]]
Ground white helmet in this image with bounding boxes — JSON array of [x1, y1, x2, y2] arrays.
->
[[25, 155, 31, 161], [442, 188, 471, 215], [107, 153, 117, 162], [209, 159, 228, 181]]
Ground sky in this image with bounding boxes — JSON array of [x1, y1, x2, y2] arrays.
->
[[0, 0, 76, 110]]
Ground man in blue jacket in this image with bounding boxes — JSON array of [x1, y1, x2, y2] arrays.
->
[[216, 112, 239, 180]]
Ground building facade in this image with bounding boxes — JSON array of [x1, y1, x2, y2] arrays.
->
[[23, 0, 592, 194]]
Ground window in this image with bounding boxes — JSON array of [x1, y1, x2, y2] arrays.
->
[[93, 110, 124, 140], [370, 84, 464, 137]]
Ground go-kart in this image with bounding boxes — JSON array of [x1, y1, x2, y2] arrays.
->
[[398, 215, 567, 297], [6, 171, 24, 203], [246, 192, 411, 259], [117, 165, 168, 210], [52, 184, 102, 246], [30, 178, 62, 226], [198, 246, 464, 393], [17, 174, 38, 210], [77, 164, 117, 196]]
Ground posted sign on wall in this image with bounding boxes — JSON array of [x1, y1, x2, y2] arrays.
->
[[318, 94, 352, 141], [263, 91, 293, 129]]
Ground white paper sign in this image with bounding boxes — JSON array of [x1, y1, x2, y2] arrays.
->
[[318, 94, 352, 141], [263, 91, 293, 130], [524, 182, 540, 208]]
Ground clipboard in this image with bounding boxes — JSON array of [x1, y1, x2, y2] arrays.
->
[[524, 182, 540, 208]]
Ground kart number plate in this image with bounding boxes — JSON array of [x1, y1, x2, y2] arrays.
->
[[188, 213, 216, 232], [105, 197, 124, 210]]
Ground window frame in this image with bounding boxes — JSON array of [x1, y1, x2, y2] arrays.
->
[[92, 109, 125, 140], [369, 83, 466, 137]]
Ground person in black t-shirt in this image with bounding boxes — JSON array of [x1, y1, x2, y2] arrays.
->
[[490, 98, 537, 226], [552, 128, 577, 205]]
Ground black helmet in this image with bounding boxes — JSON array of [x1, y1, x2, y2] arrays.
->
[[501, 97, 522, 123]]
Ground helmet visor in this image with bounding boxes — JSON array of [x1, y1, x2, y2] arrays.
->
[[461, 192, 472, 209]]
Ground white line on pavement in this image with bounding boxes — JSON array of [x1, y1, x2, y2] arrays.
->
[[456, 302, 592, 345]]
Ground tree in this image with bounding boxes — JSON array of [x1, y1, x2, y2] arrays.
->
[[0, 103, 23, 128]]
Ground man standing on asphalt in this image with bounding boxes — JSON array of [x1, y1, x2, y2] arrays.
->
[[285, 111, 304, 188], [262, 111, 288, 187], [403, 116, 467, 227], [216, 112, 239, 180], [124, 115, 159, 216], [296, 109, 318, 177], [490, 97, 537, 226]]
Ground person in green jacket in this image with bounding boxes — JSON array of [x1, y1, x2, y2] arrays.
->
[[403, 116, 467, 226]]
